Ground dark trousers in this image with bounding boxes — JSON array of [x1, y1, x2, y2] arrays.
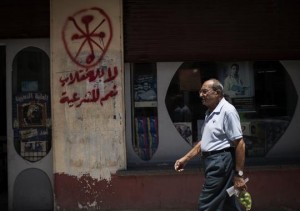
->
[[198, 151, 241, 211]]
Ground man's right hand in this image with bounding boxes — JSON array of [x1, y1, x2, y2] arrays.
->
[[174, 159, 186, 172], [174, 142, 201, 172]]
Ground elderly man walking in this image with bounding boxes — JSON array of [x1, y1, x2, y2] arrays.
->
[[174, 78, 247, 211]]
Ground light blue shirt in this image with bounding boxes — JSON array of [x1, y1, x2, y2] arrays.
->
[[200, 98, 243, 152]]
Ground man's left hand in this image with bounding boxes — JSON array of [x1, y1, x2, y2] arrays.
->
[[234, 176, 247, 191]]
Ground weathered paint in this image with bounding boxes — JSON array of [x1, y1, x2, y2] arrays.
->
[[54, 167, 300, 210], [51, 0, 125, 185]]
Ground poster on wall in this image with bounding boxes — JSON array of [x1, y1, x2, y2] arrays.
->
[[134, 74, 157, 102], [12, 92, 51, 162], [17, 101, 47, 128], [218, 62, 255, 112], [20, 135, 48, 161]]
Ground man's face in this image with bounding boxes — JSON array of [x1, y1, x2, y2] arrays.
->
[[199, 81, 219, 109]]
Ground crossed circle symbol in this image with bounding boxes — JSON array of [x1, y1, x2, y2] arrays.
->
[[62, 7, 113, 68]]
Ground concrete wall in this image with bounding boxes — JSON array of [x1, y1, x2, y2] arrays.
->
[[51, 0, 125, 209], [54, 166, 300, 210]]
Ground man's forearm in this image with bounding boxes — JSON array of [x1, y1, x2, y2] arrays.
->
[[235, 138, 245, 171], [184, 141, 201, 161]]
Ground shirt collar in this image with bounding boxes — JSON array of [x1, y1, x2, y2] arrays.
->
[[205, 97, 226, 116]]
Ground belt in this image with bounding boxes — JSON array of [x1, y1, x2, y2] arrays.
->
[[201, 147, 234, 158]]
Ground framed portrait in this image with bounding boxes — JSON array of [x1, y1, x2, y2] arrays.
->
[[18, 102, 47, 128]]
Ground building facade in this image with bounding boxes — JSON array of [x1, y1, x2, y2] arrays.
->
[[0, 0, 300, 210]]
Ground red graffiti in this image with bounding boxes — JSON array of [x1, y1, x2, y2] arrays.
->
[[62, 7, 113, 68], [59, 67, 119, 107], [59, 66, 118, 87], [60, 85, 118, 108]]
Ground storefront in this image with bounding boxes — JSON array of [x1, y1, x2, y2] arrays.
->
[[0, 0, 300, 210], [125, 61, 299, 167]]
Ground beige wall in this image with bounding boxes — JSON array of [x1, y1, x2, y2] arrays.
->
[[51, 0, 125, 181]]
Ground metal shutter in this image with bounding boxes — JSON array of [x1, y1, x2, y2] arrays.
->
[[124, 0, 300, 62]]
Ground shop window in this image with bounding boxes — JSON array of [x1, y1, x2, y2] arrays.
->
[[130, 63, 158, 161], [126, 61, 298, 167], [165, 61, 297, 159], [11, 47, 51, 162]]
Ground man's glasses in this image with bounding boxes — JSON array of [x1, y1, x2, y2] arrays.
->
[[199, 89, 214, 95]]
